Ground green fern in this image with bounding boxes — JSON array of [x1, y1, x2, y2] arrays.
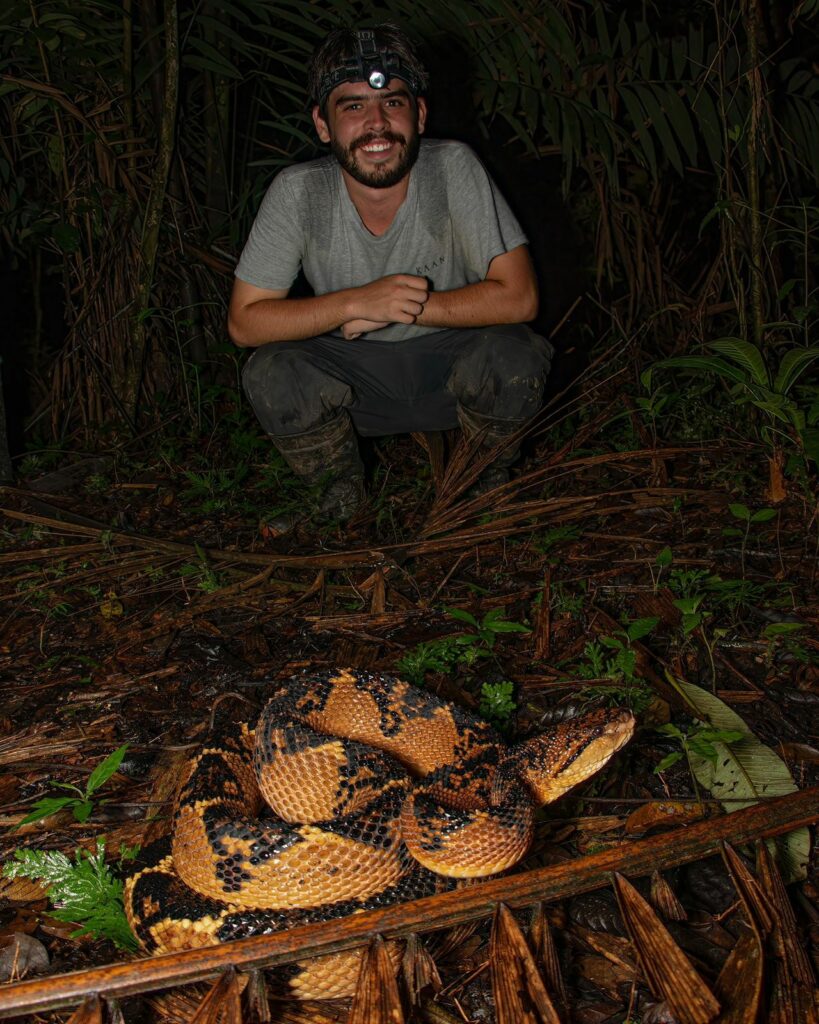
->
[[2, 840, 138, 950]]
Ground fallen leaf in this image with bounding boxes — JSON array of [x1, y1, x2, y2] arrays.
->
[[625, 801, 706, 835], [0, 933, 50, 982], [99, 591, 124, 618]]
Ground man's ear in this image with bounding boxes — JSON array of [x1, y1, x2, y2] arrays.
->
[[312, 105, 331, 144], [416, 96, 428, 135]]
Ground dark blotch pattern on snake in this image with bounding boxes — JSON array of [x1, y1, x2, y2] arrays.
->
[[124, 668, 634, 999]]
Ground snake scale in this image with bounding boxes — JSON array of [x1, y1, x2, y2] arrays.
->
[[124, 669, 634, 999]]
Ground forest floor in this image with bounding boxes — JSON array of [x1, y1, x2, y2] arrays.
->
[[0, 362, 817, 1023]]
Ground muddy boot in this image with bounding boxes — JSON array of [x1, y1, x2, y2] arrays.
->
[[266, 412, 365, 535], [457, 405, 526, 497]]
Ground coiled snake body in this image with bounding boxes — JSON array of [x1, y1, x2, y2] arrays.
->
[[125, 669, 634, 998]]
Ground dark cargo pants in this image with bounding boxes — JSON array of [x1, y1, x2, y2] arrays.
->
[[241, 324, 554, 438]]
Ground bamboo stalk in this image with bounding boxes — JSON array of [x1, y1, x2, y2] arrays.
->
[[126, 0, 179, 423], [0, 787, 814, 1019], [743, 0, 765, 350]]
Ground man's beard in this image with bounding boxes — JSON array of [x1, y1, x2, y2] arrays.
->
[[331, 129, 421, 189]]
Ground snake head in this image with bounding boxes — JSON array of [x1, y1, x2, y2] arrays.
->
[[491, 708, 635, 807]]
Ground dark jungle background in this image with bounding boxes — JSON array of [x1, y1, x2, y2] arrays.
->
[[1, 0, 818, 497]]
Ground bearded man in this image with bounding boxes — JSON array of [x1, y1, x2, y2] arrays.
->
[[229, 24, 553, 530]]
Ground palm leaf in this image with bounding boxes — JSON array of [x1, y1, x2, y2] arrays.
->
[[772, 347, 819, 395], [635, 83, 683, 175], [653, 355, 751, 387], [707, 338, 770, 387], [618, 85, 657, 177]]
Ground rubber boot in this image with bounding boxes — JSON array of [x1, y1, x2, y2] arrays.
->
[[266, 412, 365, 534], [457, 405, 526, 497]]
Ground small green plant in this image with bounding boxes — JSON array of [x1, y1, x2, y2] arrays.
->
[[2, 839, 138, 950], [762, 621, 811, 666], [18, 745, 129, 826], [648, 337, 819, 495], [395, 637, 464, 685], [552, 581, 587, 617], [725, 503, 777, 576], [654, 721, 746, 800], [445, 606, 531, 655], [479, 681, 517, 728], [652, 546, 673, 592], [179, 545, 222, 593], [572, 619, 658, 713], [532, 525, 581, 555], [396, 608, 531, 684], [596, 618, 658, 678], [181, 465, 249, 516]]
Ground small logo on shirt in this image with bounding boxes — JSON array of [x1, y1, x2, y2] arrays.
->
[[416, 255, 446, 275]]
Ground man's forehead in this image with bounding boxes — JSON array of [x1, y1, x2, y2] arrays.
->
[[329, 78, 412, 106]]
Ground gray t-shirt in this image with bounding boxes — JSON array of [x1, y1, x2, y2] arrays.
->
[[234, 139, 528, 341]]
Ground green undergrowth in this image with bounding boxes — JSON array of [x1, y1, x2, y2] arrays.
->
[[2, 840, 138, 950]]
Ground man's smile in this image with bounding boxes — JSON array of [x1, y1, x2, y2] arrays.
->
[[353, 133, 404, 161]]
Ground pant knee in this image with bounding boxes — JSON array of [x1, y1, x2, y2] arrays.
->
[[448, 327, 554, 420], [242, 344, 352, 435]]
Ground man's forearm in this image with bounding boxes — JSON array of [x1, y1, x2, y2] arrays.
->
[[229, 273, 430, 347], [415, 278, 538, 330], [228, 292, 355, 347]]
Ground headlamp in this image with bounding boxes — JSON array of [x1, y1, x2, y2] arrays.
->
[[317, 29, 423, 108]]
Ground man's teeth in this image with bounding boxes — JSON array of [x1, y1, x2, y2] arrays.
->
[[362, 142, 392, 152]]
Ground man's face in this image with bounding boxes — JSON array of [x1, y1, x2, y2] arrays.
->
[[313, 78, 427, 190]]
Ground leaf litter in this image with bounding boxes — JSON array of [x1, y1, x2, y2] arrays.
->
[[0, 384, 817, 1023]]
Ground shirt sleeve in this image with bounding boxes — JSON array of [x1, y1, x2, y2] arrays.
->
[[234, 170, 304, 291], [444, 144, 528, 281]]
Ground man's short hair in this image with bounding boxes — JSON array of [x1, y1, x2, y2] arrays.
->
[[308, 23, 429, 114]]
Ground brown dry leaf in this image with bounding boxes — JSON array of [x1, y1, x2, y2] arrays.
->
[[631, 588, 682, 628], [66, 995, 103, 1024], [713, 931, 764, 1023], [641, 695, 672, 728], [0, 773, 20, 803], [721, 843, 773, 936], [0, 908, 43, 949], [402, 933, 442, 1007], [189, 967, 242, 1024], [768, 452, 787, 505], [368, 568, 387, 615], [650, 870, 688, 921], [755, 842, 817, 988], [624, 801, 706, 836], [573, 924, 638, 974], [573, 814, 628, 835], [0, 874, 49, 904], [490, 903, 561, 1024], [778, 742, 819, 765], [529, 902, 568, 1009], [348, 935, 404, 1024], [613, 872, 720, 1024], [575, 953, 635, 1001], [767, 956, 818, 1024], [39, 915, 94, 942], [0, 933, 49, 982], [243, 969, 270, 1023]]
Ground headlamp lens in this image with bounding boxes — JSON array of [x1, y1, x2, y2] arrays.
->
[[368, 69, 387, 90]]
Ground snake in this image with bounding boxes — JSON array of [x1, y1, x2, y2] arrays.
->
[[124, 669, 634, 999]]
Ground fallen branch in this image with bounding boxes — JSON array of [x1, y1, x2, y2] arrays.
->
[[0, 786, 815, 1018]]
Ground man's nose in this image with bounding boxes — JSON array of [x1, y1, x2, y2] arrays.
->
[[364, 101, 389, 130]]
